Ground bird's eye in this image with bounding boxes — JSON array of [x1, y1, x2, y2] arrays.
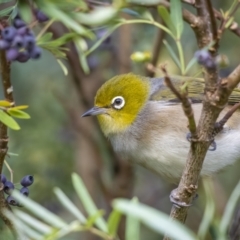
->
[[111, 96, 125, 109]]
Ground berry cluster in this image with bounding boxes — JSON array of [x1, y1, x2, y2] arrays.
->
[[0, 14, 43, 62], [194, 49, 216, 70], [0, 174, 34, 207]]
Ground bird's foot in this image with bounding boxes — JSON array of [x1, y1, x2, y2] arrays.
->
[[170, 186, 198, 208], [186, 132, 217, 151]]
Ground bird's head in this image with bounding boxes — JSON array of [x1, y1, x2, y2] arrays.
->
[[82, 73, 156, 136]]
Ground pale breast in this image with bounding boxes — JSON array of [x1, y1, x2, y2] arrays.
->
[[109, 101, 240, 183]]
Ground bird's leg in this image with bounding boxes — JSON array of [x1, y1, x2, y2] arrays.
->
[[169, 184, 198, 208], [186, 132, 217, 151]]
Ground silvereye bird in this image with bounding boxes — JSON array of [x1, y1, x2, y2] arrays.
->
[[82, 73, 240, 183]]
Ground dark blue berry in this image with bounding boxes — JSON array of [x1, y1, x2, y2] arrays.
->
[[20, 175, 34, 187], [12, 35, 25, 48], [0, 174, 7, 184], [7, 195, 18, 206], [30, 46, 41, 59], [205, 58, 216, 69], [20, 187, 29, 196], [4, 181, 14, 195], [17, 27, 28, 36], [0, 40, 10, 50], [16, 51, 30, 63], [13, 19, 26, 29], [195, 49, 216, 69], [35, 10, 49, 22], [24, 35, 35, 49], [6, 48, 19, 61], [1, 26, 17, 41]]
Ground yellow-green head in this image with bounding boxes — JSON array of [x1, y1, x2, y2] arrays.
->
[[82, 73, 150, 136]]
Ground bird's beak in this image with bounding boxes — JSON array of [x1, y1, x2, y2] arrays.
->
[[81, 106, 107, 117]]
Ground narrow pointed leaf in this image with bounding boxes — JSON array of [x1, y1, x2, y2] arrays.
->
[[41, 4, 93, 38], [0, 110, 20, 130], [0, 100, 12, 107], [219, 180, 240, 238], [7, 109, 30, 119], [72, 173, 108, 232], [14, 210, 52, 234], [126, 198, 140, 240], [12, 191, 67, 228], [54, 187, 86, 223], [170, 0, 183, 38], [107, 209, 122, 237], [163, 40, 181, 69], [4, 210, 42, 239], [185, 56, 197, 74], [11, 105, 29, 110], [158, 6, 176, 36], [197, 179, 215, 240], [113, 199, 196, 240], [85, 210, 105, 228]]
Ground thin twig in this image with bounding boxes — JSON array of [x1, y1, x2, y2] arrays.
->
[[160, 66, 198, 140], [214, 102, 240, 135], [205, 0, 218, 52]]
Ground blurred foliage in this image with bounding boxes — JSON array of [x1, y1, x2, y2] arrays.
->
[[1, 174, 239, 240], [0, 0, 239, 239]]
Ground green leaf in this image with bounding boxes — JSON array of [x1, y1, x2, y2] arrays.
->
[[74, 40, 90, 74], [0, 100, 12, 107], [158, 6, 176, 36], [113, 199, 197, 240], [85, 210, 105, 228], [0, 6, 14, 17], [163, 40, 181, 69], [170, 0, 183, 38], [11, 105, 29, 110], [18, 2, 32, 23], [4, 210, 43, 240], [0, 110, 20, 130], [7, 109, 30, 119], [72, 173, 108, 232], [57, 59, 68, 76], [197, 179, 215, 240], [185, 56, 197, 74], [219, 180, 240, 239], [38, 33, 53, 43], [85, 24, 120, 56], [12, 191, 68, 229], [74, 7, 118, 26], [107, 209, 122, 237], [14, 210, 52, 234], [41, 4, 94, 38], [125, 198, 140, 240], [225, 16, 234, 29], [54, 187, 86, 224]]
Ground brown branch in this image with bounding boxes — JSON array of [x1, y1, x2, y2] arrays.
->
[[205, 0, 218, 52], [184, 0, 240, 38], [0, 51, 16, 235], [214, 102, 240, 136], [164, 1, 222, 238], [161, 66, 197, 137]]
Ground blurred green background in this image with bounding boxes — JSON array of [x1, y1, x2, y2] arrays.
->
[[0, 0, 239, 239]]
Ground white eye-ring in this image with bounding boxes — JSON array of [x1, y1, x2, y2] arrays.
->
[[111, 96, 125, 109]]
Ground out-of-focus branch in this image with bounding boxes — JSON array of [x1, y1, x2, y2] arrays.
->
[[146, 19, 165, 78], [0, 51, 16, 235]]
